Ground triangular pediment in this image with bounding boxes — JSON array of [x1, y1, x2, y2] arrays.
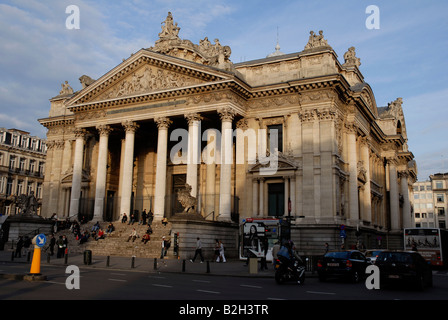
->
[[249, 152, 299, 173], [67, 49, 233, 107]]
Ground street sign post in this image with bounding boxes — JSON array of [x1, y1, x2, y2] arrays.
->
[[29, 234, 47, 276]]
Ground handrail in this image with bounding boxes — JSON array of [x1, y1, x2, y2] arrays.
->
[[204, 211, 215, 220]]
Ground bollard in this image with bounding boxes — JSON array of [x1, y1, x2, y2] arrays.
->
[[182, 259, 186, 272], [106, 256, 110, 267], [11, 251, 14, 261], [154, 258, 157, 270], [47, 253, 51, 263], [131, 256, 135, 268], [27, 251, 31, 263], [64, 253, 68, 266], [206, 261, 210, 273]]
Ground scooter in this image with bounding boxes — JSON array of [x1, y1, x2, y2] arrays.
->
[[274, 256, 306, 285]]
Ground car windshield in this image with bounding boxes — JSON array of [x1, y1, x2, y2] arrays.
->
[[325, 252, 350, 259], [377, 252, 412, 263], [365, 250, 382, 257]]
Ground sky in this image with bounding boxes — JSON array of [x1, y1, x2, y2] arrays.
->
[[0, 0, 447, 181]]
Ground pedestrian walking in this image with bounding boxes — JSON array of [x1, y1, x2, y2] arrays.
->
[[217, 240, 226, 263], [190, 237, 204, 263], [160, 236, 168, 259], [49, 234, 56, 256], [15, 236, 24, 258], [213, 239, 220, 262]]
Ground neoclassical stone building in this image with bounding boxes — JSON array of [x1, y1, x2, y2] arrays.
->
[[38, 13, 416, 254]]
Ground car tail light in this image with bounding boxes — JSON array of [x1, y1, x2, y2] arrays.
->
[[317, 260, 322, 268], [346, 260, 352, 268]]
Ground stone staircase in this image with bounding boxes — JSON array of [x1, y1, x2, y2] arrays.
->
[[56, 220, 173, 259]]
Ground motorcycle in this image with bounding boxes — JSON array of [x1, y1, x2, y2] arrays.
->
[[274, 255, 306, 285]]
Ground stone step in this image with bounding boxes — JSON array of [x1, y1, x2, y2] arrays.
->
[[54, 220, 174, 258]]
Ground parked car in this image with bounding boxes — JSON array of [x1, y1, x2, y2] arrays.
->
[[317, 250, 368, 283], [364, 249, 385, 264], [375, 250, 433, 290]]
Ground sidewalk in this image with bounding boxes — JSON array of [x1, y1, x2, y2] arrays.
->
[[0, 249, 285, 278]]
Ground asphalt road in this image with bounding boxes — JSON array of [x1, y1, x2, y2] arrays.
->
[[1, 262, 448, 302]]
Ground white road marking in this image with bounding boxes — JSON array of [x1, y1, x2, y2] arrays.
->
[[306, 290, 336, 295], [196, 289, 220, 294], [152, 284, 173, 288], [108, 278, 127, 282], [240, 284, 262, 289]]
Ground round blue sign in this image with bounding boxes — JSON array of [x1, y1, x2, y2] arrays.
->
[[35, 234, 47, 248]]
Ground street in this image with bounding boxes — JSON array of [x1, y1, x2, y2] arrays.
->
[[1, 262, 448, 301]]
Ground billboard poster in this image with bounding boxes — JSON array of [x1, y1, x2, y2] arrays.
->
[[241, 218, 280, 261]]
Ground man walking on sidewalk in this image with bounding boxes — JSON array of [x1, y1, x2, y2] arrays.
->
[[190, 237, 204, 263]]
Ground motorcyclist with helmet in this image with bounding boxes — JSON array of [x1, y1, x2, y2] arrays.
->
[[276, 239, 305, 283]]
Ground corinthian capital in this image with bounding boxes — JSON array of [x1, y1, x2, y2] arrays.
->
[[122, 120, 139, 133], [218, 107, 236, 122], [96, 124, 113, 136], [74, 128, 87, 139], [155, 117, 172, 129], [185, 113, 203, 125]]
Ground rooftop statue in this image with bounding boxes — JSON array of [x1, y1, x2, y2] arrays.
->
[[304, 30, 331, 50], [150, 12, 233, 71], [156, 11, 180, 43], [343, 47, 361, 68], [59, 81, 73, 95]]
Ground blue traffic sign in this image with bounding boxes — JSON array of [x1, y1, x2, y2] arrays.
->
[[35, 234, 47, 248]]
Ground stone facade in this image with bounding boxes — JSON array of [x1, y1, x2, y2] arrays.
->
[[0, 128, 46, 215], [38, 13, 416, 254]]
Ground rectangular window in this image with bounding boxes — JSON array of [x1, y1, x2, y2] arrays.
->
[[437, 194, 444, 202], [267, 124, 283, 153], [9, 156, 16, 170]]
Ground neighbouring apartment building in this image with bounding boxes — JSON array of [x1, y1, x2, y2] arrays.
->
[[411, 174, 448, 230], [430, 173, 448, 229], [38, 13, 417, 254], [0, 128, 46, 215]]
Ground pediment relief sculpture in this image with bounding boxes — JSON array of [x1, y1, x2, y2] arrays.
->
[[96, 65, 203, 101]]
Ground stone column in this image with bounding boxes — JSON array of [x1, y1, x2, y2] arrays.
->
[[218, 107, 235, 222], [360, 137, 372, 223], [389, 160, 400, 230], [290, 176, 296, 215], [120, 121, 139, 220], [185, 113, 202, 199], [252, 178, 258, 216], [284, 177, 289, 216], [69, 128, 87, 217], [205, 128, 217, 218], [154, 117, 172, 219], [259, 178, 265, 216], [346, 123, 359, 221], [93, 125, 112, 221], [400, 171, 412, 228]]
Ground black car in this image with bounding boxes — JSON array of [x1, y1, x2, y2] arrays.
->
[[317, 250, 368, 283], [375, 251, 433, 290]]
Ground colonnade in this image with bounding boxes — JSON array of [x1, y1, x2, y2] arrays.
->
[[68, 107, 237, 222]]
